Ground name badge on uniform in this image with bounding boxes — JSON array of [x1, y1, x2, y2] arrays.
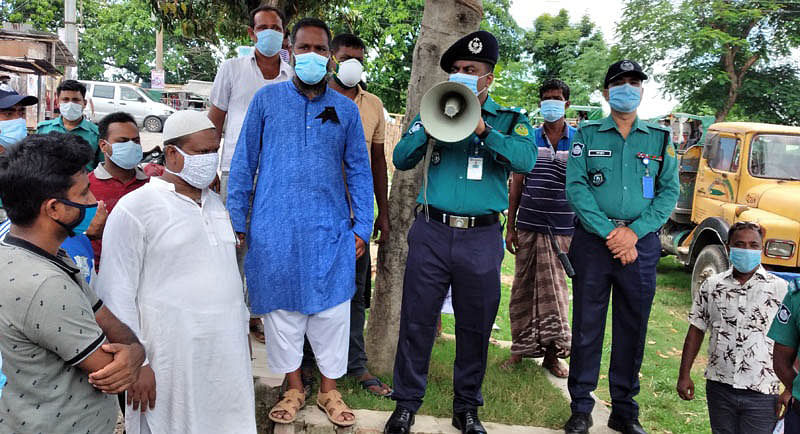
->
[[588, 149, 612, 157], [642, 175, 654, 199], [467, 157, 483, 180]]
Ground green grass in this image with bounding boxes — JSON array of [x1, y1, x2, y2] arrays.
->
[[338, 338, 571, 428], [432, 252, 711, 433]]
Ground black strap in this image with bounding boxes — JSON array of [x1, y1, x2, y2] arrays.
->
[[658, 129, 671, 178], [506, 111, 521, 136]]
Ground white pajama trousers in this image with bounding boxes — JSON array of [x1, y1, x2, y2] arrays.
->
[[262, 300, 350, 379]]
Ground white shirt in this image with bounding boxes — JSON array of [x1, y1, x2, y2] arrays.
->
[[94, 177, 255, 434], [210, 53, 293, 171], [688, 266, 788, 394]]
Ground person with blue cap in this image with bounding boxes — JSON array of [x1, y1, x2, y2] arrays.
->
[[384, 30, 536, 434], [0, 88, 37, 152]]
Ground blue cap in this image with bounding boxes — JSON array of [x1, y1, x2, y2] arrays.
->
[[0, 89, 38, 110]]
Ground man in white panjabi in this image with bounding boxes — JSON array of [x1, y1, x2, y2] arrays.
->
[[94, 110, 255, 434]]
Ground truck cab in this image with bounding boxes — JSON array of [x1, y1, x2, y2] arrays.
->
[[661, 122, 800, 293]]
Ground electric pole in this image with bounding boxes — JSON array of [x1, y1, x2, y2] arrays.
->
[[64, 0, 78, 79]]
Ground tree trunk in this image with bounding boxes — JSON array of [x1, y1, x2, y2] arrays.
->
[[365, 0, 483, 376], [715, 46, 759, 122]]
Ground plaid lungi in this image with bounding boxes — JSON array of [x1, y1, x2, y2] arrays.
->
[[509, 229, 572, 358]]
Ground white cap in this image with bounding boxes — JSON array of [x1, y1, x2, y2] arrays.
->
[[162, 110, 215, 144]]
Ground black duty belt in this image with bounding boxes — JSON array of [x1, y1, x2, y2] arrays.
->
[[426, 206, 499, 229]]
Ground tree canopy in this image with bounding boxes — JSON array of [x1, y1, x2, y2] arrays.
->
[[617, 0, 800, 124]]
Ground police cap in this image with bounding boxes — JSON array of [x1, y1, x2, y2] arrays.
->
[[604, 59, 648, 88], [440, 30, 499, 73]]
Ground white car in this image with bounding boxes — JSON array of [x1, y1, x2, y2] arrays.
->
[[79, 80, 176, 132]]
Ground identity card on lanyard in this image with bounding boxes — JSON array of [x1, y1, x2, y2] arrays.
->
[[467, 157, 483, 180]]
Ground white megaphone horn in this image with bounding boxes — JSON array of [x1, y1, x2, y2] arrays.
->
[[419, 81, 481, 143]]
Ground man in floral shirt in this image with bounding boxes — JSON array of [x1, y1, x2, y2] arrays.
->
[[676, 221, 789, 433]]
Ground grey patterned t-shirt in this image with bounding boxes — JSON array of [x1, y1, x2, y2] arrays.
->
[[0, 236, 117, 434]]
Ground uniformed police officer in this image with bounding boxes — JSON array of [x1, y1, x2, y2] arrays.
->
[[769, 276, 800, 433], [384, 31, 536, 434], [564, 60, 679, 434]]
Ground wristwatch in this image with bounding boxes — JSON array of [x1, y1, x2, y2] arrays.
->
[[478, 123, 492, 140]]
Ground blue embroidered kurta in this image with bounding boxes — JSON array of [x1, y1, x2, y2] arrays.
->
[[227, 80, 373, 315]]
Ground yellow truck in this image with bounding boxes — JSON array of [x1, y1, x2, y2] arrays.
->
[[660, 122, 800, 293]]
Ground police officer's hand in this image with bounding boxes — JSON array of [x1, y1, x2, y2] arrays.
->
[[355, 234, 366, 259], [474, 117, 486, 136], [676, 374, 694, 400], [606, 227, 638, 255], [505, 227, 518, 255], [616, 247, 638, 266], [778, 389, 792, 418]]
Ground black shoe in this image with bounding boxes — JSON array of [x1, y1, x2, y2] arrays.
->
[[564, 412, 593, 434], [452, 409, 487, 434], [607, 415, 647, 434], [384, 407, 415, 434]]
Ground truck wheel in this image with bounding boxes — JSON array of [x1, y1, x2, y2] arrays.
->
[[691, 244, 728, 297], [144, 116, 163, 132]]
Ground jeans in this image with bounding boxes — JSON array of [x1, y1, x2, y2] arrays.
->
[[706, 380, 778, 434]]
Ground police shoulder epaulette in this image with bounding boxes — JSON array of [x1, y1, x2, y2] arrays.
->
[[497, 106, 522, 114], [645, 121, 671, 134], [789, 277, 800, 294], [580, 119, 603, 128]]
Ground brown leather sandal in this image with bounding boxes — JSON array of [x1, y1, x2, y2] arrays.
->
[[316, 389, 356, 427], [268, 389, 306, 424]]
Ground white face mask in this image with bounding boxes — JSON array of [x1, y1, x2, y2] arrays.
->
[[336, 58, 363, 88], [60, 102, 84, 122], [165, 145, 218, 189]]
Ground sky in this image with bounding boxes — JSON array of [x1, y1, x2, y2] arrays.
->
[[508, 0, 678, 118]]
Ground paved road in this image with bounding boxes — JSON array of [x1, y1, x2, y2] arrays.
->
[[140, 130, 162, 153]]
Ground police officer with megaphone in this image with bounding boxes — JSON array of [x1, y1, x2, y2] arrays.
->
[[385, 31, 537, 434]]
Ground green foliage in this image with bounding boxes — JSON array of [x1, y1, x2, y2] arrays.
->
[[0, 0, 63, 31], [617, 0, 800, 122]]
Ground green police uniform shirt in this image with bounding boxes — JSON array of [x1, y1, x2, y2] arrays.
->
[[768, 277, 800, 400], [37, 116, 102, 170], [393, 96, 537, 215], [565, 115, 679, 238]]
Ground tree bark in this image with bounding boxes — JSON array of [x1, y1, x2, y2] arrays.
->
[[365, 0, 483, 376]]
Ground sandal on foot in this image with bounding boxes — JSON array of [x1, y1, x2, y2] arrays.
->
[[316, 389, 356, 427], [543, 359, 569, 378], [359, 377, 393, 397], [268, 389, 305, 424]]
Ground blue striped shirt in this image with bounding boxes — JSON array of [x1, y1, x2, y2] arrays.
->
[[516, 124, 576, 235]]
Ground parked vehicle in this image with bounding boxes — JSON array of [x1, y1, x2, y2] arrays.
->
[[78, 80, 176, 132], [660, 122, 800, 293]]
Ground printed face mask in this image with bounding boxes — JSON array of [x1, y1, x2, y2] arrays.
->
[[255, 29, 283, 57], [607, 83, 642, 113], [294, 52, 330, 85], [540, 99, 566, 123], [165, 145, 219, 189]]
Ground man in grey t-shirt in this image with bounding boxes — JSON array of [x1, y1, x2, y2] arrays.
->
[[0, 133, 144, 433]]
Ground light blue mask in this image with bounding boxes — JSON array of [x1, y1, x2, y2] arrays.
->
[[108, 140, 143, 170], [293, 52, 329, 85], [729, 247, 761, 273], [0, 117, 28, 148], [448, 73, 488, 96], [0, 353, 5, 399], [55, 199, 98, 237], [540, 100, 566, 123], [255, 29, 283, 57], [608, 83, 642, 113]]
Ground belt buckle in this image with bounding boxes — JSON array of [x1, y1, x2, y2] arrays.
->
[[448, 215, 470, 228]]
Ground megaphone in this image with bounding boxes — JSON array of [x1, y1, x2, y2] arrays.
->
[[420, 81, 481, 143]]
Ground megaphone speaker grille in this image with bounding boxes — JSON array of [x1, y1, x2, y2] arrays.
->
[[420, 81, 482, 143]]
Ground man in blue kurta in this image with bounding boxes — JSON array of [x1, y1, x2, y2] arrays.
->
[[226, 18, 372, 428]]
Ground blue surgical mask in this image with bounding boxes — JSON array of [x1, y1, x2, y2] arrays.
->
[[448, 73, 489, 96], [108, 140, 143, 170], [293, 52, 330, 85], [608, 83, 642, 113], [540, 100, 566, 123], [729, 247, 761, 273], [55, 199, 98, 237], [255, 29, 283, 57], [0, 117, 28, 148]]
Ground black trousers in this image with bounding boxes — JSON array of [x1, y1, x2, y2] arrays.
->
[[391, 214, 503, 413]]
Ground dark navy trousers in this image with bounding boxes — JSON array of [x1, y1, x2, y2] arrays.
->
[[567, 224, 660, 420], [392, 213, 503, 413]]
